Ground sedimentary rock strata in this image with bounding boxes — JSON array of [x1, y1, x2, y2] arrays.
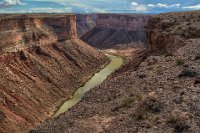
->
[[81, 14, 150, 49], [0, 14, 108, 133]]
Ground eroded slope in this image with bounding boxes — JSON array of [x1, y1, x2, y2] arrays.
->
[[0, 14, 108, 133]]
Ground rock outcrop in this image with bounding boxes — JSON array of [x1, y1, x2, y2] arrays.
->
[[81, 14, 150, 49], [0, 14, 108, 133]]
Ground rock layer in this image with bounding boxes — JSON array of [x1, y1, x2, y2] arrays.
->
[[76, 14, 96, 37], [0, 14, 108, 133], [81, 14, 150, 49]]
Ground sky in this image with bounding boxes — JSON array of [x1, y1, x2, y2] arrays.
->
[[0, 0, 200, 14]]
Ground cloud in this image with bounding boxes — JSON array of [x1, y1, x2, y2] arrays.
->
[[131, 2, 138, 6], [130, 1, 148, 12], [183, 4, 200, 9], [0, 0, 25, 6], [147, 3, 180, 8], [135, 5, 147, 11], [0, 7, 72, 13], [0, 0, 198, 14]]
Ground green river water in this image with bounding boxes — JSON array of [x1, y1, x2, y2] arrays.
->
[[53, 54, 123, 117]]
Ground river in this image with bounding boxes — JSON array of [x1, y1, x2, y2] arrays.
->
[[53, 54, 123, 117]]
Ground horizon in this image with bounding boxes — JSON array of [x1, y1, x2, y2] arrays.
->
[[0, 0, 200, 14]]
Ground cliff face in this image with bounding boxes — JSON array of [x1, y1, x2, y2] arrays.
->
[[96, 14, 149, 31], [0, 14, 108, 133], [81, 14, 150, 49], [76, 14, 96, 37], [0, 14, 78, 53], [146, 11, 200, 53]]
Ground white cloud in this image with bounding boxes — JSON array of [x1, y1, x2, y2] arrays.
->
[[147, 4, 155, 7], [183, 4, 200, 9], [0, 7, 72, 13], [157, 3, 168, 8], [147, 3, 180, 8], [131, 1, 147, 12], [135, 5, 147, 11], [0, 0, 25, 6], [131, 2, 138, 6]]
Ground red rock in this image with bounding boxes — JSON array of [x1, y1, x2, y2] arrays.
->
[[0, 14, 109, 133]]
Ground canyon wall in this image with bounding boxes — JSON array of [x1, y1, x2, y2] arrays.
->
[[0, 14, 108, 133], [81, 14, 150, 49], [96, 14, 149, 31], [146, 11, 200, 53], [76, 14, 96, 37]]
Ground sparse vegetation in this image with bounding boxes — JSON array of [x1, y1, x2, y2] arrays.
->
[[165, 52, 173, 57], [167, 110, 190, 132], [111, 98, 134, 112], [176, 59, 185, 66], [0, 110, 6, 122], [134, 92, 162, 120], [178, 68, 198, 78], [195, 53, 200, 60], [195, 76, 200, 84], [19, 50, 27, 60], [138, 74, 147, 79]]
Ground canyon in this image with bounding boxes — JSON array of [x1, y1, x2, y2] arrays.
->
[[0, 14, 109, 133], [32, 11, 200, 133], [0, 10, 200, 133]]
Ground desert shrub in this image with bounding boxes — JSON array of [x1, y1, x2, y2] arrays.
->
[[194, 76, 200, 84], [174, 122, 190, 133], [111, 98, 134, 112], [35, 46, 51, 57], [183, 64, 189, 68], [177, 27, 182, 30], [185, 18, 190, 21], [183, 32, 192, 38], [138, 74, 147, 79], [165, 52, 173, 57], [134, 92, 162, 120], [186, 22, 191, 25], [167, 110, 190, 132], [176, 59, 185, 66], [19, 50, 27, 60], [0, 110, 6, 122], [195, 54, 200, 60], [178, 69, 197, 78]]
